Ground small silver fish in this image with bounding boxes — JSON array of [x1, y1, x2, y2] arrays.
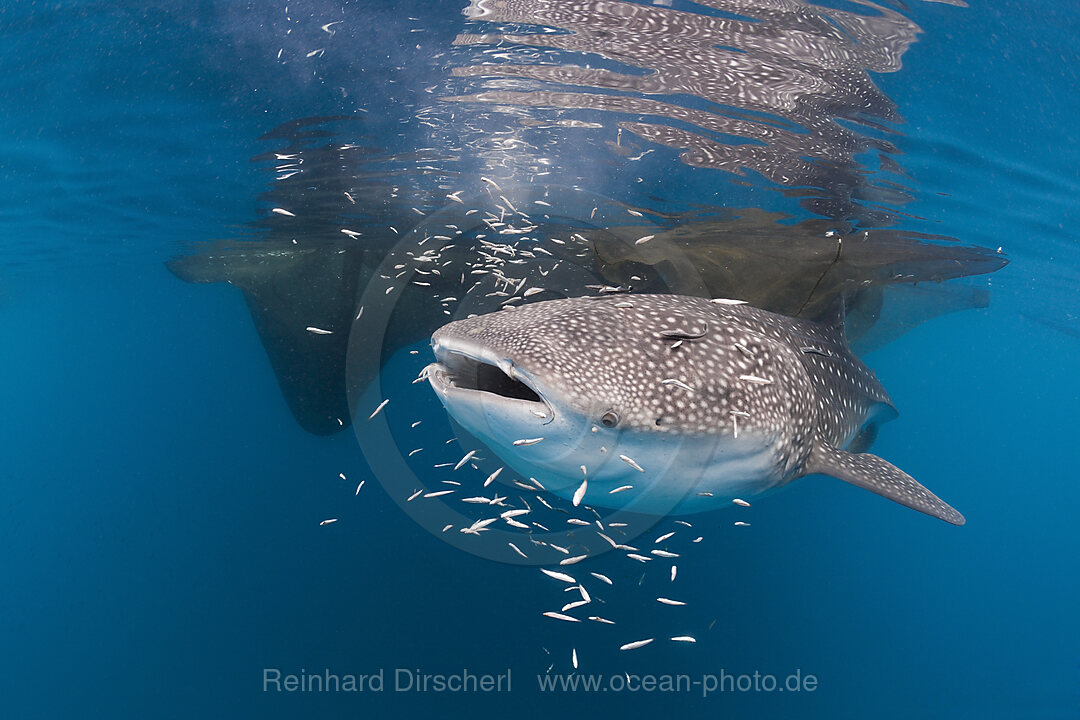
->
[[540, 569, 577, 583], [368, 399, 389, 420], [619, 638, 654, 651]]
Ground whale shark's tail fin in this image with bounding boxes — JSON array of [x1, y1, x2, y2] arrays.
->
[[805, 442, 965, 525]]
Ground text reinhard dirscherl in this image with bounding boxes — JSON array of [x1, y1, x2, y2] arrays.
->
[[262, 667, 818, 697], [263, 668, 511, 693]]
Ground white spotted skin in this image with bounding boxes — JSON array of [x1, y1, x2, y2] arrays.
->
[[428, 294, 895, 514]]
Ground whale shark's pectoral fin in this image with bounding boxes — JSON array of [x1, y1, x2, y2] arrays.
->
[[806, 443, 965, 526]]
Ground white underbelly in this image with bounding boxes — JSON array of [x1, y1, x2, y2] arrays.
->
[[516, 430, 792, 516]]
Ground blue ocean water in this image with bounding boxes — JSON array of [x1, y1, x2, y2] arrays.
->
[[2, 1, 1078, 718]]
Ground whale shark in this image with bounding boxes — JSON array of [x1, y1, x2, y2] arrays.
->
[[425, 294, 964, 525]]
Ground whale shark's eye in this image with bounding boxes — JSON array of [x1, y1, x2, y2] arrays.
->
[[600, 411, 620, 428]]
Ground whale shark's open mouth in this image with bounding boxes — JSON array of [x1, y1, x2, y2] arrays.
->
[[429, 341, 544, 405], [437, 352, 542, 403]]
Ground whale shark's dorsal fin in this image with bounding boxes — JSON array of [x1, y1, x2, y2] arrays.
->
[[806, 442, 966, 526]]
